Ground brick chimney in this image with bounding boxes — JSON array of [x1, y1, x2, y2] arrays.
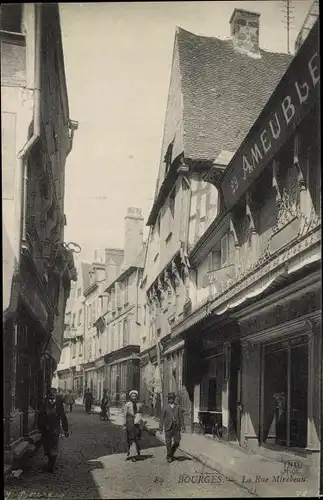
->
[[123, 207, 144, 268], [105, 248, 124, 286], [230, 9, 260, 55]]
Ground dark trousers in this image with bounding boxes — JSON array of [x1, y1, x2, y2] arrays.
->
[[165, 426, 181, 458], [42, 431, 59, 459], [85, 401, 92, 413], [69, 404, 73, 412]]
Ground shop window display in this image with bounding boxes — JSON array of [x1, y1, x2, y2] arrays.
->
[[263, 335, 308, 449]]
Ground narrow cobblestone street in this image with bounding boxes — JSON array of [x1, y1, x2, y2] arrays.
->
[[5, 406, 252, 499]]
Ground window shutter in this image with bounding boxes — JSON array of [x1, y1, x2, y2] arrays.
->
[[123, 319, 129, 346], [111, 288, 116, 311], [92, 302, 96, 324], [111, 325, 115, 352], [124, 278, 129, 303]]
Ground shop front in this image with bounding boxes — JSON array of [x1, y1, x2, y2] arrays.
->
[[262, 334, 308, 448], [103, 345, 140, 406], [195, 336, 241, 441], [238, 271, 321, 468]]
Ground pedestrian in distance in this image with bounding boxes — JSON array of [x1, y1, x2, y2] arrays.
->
[[159, 392, 184, 463], [84, 388, 93, 414], [57, 387, 64, 403], [65, 390, 75, 413], [100, 389, 109, 420], [37, 387, 69, 473], [123, 390, 144, 462]]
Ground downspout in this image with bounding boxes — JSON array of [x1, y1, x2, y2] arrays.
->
[[18, 3, 42, 244]]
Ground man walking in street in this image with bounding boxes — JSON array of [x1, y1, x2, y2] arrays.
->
[[159, 392, 183, 463], [100, 389, 110, 420], [84, 388, 93, 414], [65, 390, 75, 413], [38, 387, 69, 473]]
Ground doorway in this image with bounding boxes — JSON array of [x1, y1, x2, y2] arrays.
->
[[262, 334, 308, 448], [229, 341, 241, 441]]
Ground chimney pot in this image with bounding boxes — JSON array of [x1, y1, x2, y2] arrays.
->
[[230, 8, 260, 55], [123, 207, 144, 267]]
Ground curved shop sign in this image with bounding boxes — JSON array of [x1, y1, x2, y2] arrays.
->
[[221, 20, 319, 211]]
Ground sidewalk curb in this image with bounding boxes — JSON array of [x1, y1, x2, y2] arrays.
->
[[143, 423, 258, 497]]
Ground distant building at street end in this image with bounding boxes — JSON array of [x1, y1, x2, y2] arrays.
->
[[80, 207, 146, 406], [55, 261, 91, 396], [2, 3, 78, 466], [140, 8, 293, 425]]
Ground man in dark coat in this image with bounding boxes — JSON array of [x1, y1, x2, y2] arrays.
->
[[100, 389, 110, 420], [159, 392, 184, 462], [84, 388, 93, 414], [37, 387, 69, 472]]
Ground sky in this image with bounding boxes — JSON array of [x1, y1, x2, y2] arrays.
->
[[59, 0, 313, 262]]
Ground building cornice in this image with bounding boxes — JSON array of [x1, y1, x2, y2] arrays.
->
[[242, 310, 321, 344], [211, 224, 321, 315], [103, 303, 135, 327], [104, 265, 137, 293], [171, 300, 210, 337], [103, 344, 140, 365], [83, 281, 99, 298], [146, 249, 180, 294]]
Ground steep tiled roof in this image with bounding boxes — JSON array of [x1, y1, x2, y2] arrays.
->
[[176, 27, 293, 161]]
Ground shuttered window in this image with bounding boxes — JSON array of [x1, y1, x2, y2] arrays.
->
[[124, 277, 129, 304], [123, 319, 129, 346], [111, 288, 116, 311], [92, 301, 96, 325], [111, 325, 115, 352]]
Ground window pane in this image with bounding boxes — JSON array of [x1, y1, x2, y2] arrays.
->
[[0, 4, 22, 32], [263, 349, 288, 446]]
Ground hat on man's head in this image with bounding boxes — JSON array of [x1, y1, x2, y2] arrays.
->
[[129, 390, 138, 397], [168, 392, 176, 399]]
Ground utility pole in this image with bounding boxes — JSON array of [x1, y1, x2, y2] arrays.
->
[[281, 0, 295, 54]]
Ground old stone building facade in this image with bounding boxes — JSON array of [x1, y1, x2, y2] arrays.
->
[[55, 261, 90, 396], [77, 209, 145, 405], [139, 8, 292, 427], [2, 3, 77, 465], [174, 16, 320, 490]]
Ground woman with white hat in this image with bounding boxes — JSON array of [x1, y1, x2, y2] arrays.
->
[[123, 389, 144, 461]]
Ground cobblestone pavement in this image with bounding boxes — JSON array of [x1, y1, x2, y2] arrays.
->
[[4, 406, 253, 499]]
